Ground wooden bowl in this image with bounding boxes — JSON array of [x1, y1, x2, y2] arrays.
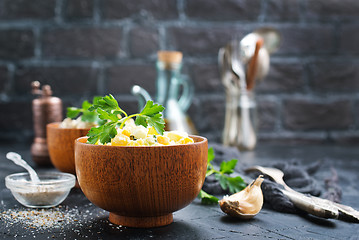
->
[[74, 136, 208, 228], [47, 122, 90, 175]]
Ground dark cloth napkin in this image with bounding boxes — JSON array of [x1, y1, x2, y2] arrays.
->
[[203, 144, 342, 213]]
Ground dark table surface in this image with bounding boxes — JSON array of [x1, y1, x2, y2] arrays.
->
[[0, 143, 358, 239]]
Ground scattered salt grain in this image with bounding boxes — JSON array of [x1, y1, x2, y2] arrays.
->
[[0, 202, 125, 238], [0, 206, 80, 230]]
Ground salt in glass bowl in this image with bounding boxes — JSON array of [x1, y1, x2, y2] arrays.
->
[[5, 172, 76, 208]]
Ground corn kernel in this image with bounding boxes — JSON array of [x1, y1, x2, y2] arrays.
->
[[122, 129, 131, 137], [157, 135, 170, 145], [111, 136, 129, 146], [148, 126, 158, 135], [165, 131, 188, 142], [136, 139, 145, 145], [179, 137, 194, 144]]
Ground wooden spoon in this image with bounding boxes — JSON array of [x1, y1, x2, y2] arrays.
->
[[246, 38, 263, 90]]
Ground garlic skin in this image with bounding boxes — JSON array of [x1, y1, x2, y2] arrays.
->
[[219, 175, 264, 219]]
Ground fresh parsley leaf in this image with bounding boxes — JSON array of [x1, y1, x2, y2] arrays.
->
[[81, 110, 98, 123], [205, 169, 215, 177], [199, 148, 247, 205], [85, 96, 165, 144], [227, 176, 246, 193], [198, 190, 219, 204], [87, 125, 104, 144], [81, 109, 99, 123], [207, 147, 215, 163], [135, 114, 165, 135], [90, 94, 122, 114], [100, 122, 117, 144], [82, 100, 92, 110], [139, 100, 165, 116], [87, 122, 117, 145], [135, 101, 165, 135], [216, 174, 246, 194], [103, 94, 119, 108], [219, 159, 238, 174], [135, 115, 147, 128], [67, 107, 82, 119], [96, 108, 119, 122], [66, 98, 102, 123]]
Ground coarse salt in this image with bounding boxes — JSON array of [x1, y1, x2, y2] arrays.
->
[[0, 206, 80, 230]]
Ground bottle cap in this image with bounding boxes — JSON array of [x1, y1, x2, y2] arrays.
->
[[157, 51, 183, 64]]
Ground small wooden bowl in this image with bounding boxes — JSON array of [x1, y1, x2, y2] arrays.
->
[[47, 122, 90, 175], [74, 136, 208, 228]]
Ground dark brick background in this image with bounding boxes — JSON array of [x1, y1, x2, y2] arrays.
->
[[0, 0, 358, 144]]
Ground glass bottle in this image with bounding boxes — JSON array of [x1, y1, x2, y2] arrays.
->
[[156, 51, 197, 134], [223, 89, 257, 151]]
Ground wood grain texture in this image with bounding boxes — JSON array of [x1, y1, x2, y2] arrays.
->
[[47, 122, 90, 174], [109, 213, 173, 228], [74, 135, 208, 228], [246, 38, 263, 90]]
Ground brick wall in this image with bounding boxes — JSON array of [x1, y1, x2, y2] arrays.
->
[[0, 0, 358, 144]]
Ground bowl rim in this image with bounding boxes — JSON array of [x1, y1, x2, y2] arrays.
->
[[5, 172, 76, 189], [75, 135, 208, 148], [47, 122, 92, 130]]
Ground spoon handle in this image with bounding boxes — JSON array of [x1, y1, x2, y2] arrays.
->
[[282, 189, 339, 219], [6, 152, 40, 183], [246, 39, 263, 90]]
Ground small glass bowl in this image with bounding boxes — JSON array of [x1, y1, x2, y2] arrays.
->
[[5, 172, 76, 208]]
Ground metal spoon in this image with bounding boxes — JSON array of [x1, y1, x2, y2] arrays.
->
[[218, 46, 237, 93], [240, 28, 280, 81], [240, 28, 280, 59], [220, 46, 239, 146], [245, 166, 359, 222], [254, 27, 281, 54], [245, 166, 339, 219], [230, 39, 247, 91], [6, 152, 40, 183]]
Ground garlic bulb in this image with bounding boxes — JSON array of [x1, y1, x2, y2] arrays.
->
[[219, 175, 264, 219]]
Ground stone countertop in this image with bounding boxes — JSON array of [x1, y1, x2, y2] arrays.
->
[[0, 143, 358, 239]]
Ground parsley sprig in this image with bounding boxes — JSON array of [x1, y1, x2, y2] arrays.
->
[[199, 147, 247, 204], [86, 94, 165, 145], [67, 97, 103, 124]]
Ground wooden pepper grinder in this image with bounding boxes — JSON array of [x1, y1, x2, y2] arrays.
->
[[31, 81, 63, 166]]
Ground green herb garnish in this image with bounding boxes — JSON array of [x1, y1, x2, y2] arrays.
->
[[198, 189, 220, 205], [198, 147, 247, 204], [86, 94, 165, 145], [67, 97, 102, 124]]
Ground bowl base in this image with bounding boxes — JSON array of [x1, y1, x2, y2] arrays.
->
[[109, 213, 173, 228], [75, 179, 80, 188]]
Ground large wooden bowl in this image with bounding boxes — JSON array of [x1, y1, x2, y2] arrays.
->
[[47, 122, 90, 174], [74, 136, 208, 228]]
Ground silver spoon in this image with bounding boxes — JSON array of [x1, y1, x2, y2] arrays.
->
[[245, 166, 339, 219], [240, 28, 280, 81], [230, 39, 247, 91], [254, 27, 281, 54], [6, 152, 40, 183], [218, 47, 236, 92], [245, 166, 359, 222], [219, 47, 238, 146]]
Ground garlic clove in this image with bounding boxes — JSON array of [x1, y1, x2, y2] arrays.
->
[[219, 175, 264, 219]]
